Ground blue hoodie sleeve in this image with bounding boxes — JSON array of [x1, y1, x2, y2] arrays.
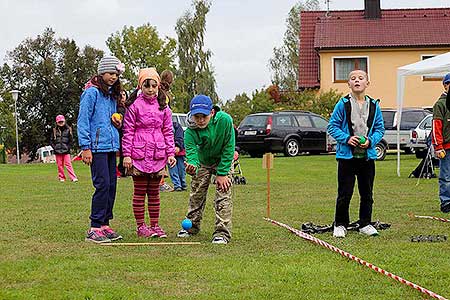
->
[[327, 100, 351, 145], [77, 89, 96, 150]]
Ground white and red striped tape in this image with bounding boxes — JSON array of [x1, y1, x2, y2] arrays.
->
[[265, 217, 448, 300], [408, 212, 450, 223]]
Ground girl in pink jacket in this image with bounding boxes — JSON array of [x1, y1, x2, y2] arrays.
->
[[122, 68, 176, 238]]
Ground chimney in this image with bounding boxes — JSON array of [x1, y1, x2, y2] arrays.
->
[[364, 0, 381, 19]]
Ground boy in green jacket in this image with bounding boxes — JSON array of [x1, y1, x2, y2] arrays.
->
[[177, 95, 235, 244]]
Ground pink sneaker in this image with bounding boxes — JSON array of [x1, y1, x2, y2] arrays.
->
[[151, 225, 167, 238], [137, 224, 155, 238]]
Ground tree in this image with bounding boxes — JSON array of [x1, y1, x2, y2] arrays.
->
[[268, 0, 320, 90], [0, 28, 103, 161], [175, 0, 218, 112], [106, 24, 177, 90]]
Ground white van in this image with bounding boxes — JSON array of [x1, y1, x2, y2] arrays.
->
[[172, 113, 188, 131], [37, 146, 56, 163]]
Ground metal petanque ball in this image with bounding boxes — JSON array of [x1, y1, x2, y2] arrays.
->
[[181, 219, 192, 230]]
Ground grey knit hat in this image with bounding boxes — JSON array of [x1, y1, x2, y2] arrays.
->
[[97, 56, 125, 75]]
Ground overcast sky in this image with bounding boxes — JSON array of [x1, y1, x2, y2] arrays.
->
[[1, 0, 448, 102]]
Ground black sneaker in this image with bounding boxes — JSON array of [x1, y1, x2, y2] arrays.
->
[[441, 203, 450, 213], [85, 230, 111, 243]]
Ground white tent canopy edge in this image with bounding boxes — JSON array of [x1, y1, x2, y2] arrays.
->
[[396, 51, 450, 176]]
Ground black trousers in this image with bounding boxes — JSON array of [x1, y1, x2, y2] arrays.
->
[[89, 152, 117, 228], [335, 158, 375, 227]]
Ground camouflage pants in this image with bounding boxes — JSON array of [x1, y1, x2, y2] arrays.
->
[[186, 164, 233, 241]]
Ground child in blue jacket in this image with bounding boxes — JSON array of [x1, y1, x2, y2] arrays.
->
[[168, 121, 187, 191], [327, 70, 384, 238], [77, 56, 125, 243]]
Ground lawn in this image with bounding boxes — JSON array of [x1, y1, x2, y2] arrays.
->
[[0, 153, 449, 300]]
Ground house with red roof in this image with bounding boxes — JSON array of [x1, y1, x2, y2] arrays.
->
[[298, 0, 450, 107]]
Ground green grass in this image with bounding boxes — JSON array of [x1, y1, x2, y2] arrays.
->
[[0, 153, 449, 299]]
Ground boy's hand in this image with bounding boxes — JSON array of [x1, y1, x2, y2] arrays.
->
[[347, 136, 360, 147], [216, 175, 232, 193], [167, 156, 176, 168], [123, 157, 132, 169], [185, 162, 197, 175], [175, 146, 180, 154], [82, 149, 92, 165], [359, 137, 370, 149]]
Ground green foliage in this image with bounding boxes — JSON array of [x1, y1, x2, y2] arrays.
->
[[0, 79, 16, 149], [0, 28, 103, 160], [1, 155, 449, 299], [106, 24, 177, 90], [223, 88, 342, 125], [275, 88, 342, 119], [175, 0, 218, 112], [269, 0, 320, 90]]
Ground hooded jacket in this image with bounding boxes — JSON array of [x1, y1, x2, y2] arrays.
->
[[184, 111, 235, 176], [77, 86, 120, 152], [327, 94, 385, 160], [122, 93, 175, 174]]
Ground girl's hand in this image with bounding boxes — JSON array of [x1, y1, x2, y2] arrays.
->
[[82, 149, 92, 165], [359, 137, 370, 149], [174, 146, 180, 154], [216, 175, 232, 193], [111, 117, 122, 129], [123, 157, 132, 169], [184, 162, 197, 175], [167, 156, 176, 168]]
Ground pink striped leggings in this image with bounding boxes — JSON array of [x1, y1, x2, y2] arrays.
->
[[55, 154, 77, 181], [132, 175, 162, 227]]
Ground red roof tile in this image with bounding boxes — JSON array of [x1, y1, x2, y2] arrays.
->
[[298, 8, 450, 89]]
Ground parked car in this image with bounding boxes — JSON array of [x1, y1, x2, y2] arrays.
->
[[172, 113, 188, 130], [375, 108, 431, 160], [410, 114, 432, 158], [236, 110, 332, 157]]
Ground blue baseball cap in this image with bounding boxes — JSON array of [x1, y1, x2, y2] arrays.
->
[[189, 95, 213, 115], [443, 73, 450, 85]]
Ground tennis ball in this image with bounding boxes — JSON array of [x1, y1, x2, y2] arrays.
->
[[112, 113, 122, 121], [181, 219, 192, 230]]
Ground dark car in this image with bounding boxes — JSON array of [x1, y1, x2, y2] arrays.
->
[[236, 111, 332, 157]]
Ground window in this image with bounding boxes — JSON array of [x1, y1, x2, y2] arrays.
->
[[295, 115, 313, 127], [274, 115, 293, 127], [240, 115, 268, 127], [310, 116, 328, 129], [334, 57, 368, 82], [422, 55, 442, 81]]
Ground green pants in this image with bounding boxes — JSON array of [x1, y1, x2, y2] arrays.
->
[[186, 164, 233, 241]]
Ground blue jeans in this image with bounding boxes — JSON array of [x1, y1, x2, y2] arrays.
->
[[438, 154, 450, 208], [168, 156, 186, 190], [90, 152, 117, 228]]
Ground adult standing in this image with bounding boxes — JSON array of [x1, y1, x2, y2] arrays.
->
[[431, 73, 450, 213]]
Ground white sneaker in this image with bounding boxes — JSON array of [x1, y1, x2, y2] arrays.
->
[[333, 225, 347, 238], [211, 236, 228, 244], [59, 179, 65, 182], [72, 178, 78, 182], [359, 224, 379, 236]]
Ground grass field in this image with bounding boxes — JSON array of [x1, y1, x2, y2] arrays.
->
[[1, 153, 449, 300]]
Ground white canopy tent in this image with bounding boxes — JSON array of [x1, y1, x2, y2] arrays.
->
[[396, 52, 450, 176]]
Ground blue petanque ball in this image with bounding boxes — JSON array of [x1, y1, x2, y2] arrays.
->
[[181, 219, 192, 230]]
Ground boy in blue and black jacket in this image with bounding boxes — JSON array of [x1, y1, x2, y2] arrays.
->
[[327, 70, 384, 238]]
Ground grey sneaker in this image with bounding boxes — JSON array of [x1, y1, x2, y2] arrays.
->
[[102, 227, 123, 241], [85, 230, 111, 243], [211, 236, 228, 244], [160, 183, 174, 192], [359, 224, 379, 236], [333, 225, 347, 238]]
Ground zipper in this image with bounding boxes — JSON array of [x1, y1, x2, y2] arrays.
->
[[95, 128, 100, 149]]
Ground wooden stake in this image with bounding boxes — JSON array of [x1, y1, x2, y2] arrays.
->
[[262, 153, 274, 218]]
